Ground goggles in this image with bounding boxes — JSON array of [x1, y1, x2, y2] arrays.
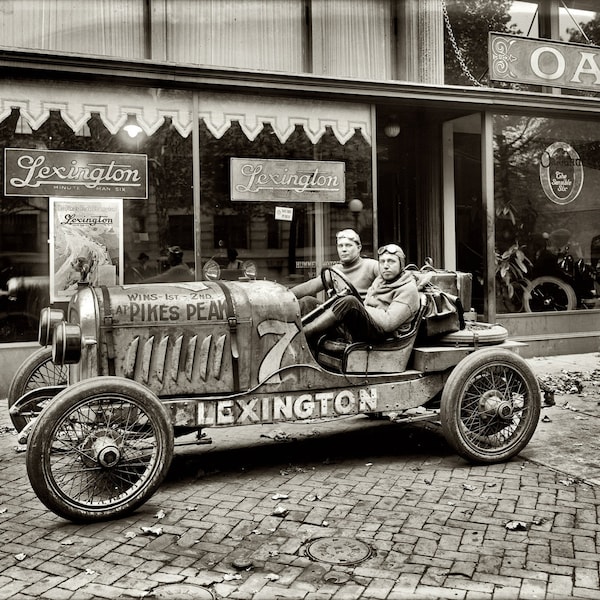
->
[[377, 244, 405, 258]]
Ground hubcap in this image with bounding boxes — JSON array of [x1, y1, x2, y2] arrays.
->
[[81, 428, 123, 468], [97, 444, 121, 468], [479, 390, 513, 421]]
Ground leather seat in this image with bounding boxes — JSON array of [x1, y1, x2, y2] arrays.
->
[[316, 296, 427, 373]]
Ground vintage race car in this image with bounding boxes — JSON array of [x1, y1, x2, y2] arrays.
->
[[11, 269, 541, 522]]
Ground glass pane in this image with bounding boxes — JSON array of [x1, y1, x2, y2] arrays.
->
[[452, 116, 484, 314], [444, 0, 530, 86], [313, 0, 393, 79], [0, 0, 146, 59], [199, 119, 373, 286], [0, 90, 194, 341], [494, 113, 600, 313], [167, 0, 305, 73]]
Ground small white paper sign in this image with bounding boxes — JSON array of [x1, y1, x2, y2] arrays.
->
[[275, 206, 294, 221]]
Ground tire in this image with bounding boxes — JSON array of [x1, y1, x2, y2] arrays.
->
[[523, 276, 577, 312], [7, 347, 68, 432], [439, 323, 508, 346], [26, 377, 174, 522], [440, 348, 541, 464]]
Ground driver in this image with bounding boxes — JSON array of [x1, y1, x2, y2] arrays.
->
[[291, 229, 379, 314], [144, 246, 193, 283], [303, 244, 420, 343]]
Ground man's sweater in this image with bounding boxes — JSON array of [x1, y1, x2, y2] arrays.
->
[[364, 271, 420, 335], [291, 256, 380, 299]]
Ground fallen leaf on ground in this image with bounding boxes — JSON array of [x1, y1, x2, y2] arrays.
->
[[505, 520, 528, 531], [141, 526, 163, 536], [560, 478, 576, 486], [272, 504, 288, 517]]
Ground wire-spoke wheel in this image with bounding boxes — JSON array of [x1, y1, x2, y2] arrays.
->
[[523, 276, 577, 312], [27, 377, 173, 522], [440, 348, 541, 463], [8, 347, 68, 432]]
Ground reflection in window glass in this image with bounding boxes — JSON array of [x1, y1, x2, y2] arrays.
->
[[509, 1, 539, 37], [199, 119, 373, 286], [562, 6, 598, 44], [0, 99, 193, 341], [494, 114, 600, 314], [444, 0, 523, 86]]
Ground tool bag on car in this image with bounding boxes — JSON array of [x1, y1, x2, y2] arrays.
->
[[420, 283, 465, 338], [406, 260, 467, 339]]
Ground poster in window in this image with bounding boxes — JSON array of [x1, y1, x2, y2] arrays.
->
[[50, 198, 123, 302]]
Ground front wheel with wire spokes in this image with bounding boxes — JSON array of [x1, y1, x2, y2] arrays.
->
[[440, 348, 541, 464], [26, 377, 173, 522]]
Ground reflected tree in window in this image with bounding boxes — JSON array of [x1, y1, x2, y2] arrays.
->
[[444, 0, 521, 86]]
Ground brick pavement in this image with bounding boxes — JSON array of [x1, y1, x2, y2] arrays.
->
[[0, 356, 599, 599]]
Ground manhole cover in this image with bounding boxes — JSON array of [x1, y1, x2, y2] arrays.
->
[[153, 584, 215, 599], [306, 537, 372, 565]]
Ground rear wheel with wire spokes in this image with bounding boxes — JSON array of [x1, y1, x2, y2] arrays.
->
[[8, 347, 68, 432], [440, 348, 541, 464]]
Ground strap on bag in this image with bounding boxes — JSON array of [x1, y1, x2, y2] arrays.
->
[[214, 281, 240, 392], [100, 286, 116, 376]]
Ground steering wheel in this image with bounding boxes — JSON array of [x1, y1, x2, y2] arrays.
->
[[320, 267, 362, 303], [301, 267, 362, 329]]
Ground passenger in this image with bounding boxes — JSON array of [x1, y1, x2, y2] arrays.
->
[[130, 252, 155, 282], [291, 229, 379, 314], [144, 246, 193, 283], [303, 243, 420, 344], [226, 248, 243, 270]]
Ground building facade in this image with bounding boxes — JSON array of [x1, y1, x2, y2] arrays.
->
[[1, 0, 599, 393]]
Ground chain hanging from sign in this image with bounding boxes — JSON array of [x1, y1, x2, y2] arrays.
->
[[441, 0, 483, 87]]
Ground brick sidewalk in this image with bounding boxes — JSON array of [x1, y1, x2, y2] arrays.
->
[[1, 403, 599, 600]]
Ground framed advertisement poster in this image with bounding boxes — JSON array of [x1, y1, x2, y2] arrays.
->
[[50, 198, 123, 302]]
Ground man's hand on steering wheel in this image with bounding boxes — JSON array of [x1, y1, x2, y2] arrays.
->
[[320, 267, 362, 303], [301, 267, 362, 328]]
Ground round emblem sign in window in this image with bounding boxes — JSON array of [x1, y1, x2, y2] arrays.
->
[[539, 141, 584, 205]]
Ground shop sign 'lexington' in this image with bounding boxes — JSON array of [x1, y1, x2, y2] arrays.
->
[[231, 158, 345, 203], [4, 148, 148, 198], [490, 33, 600, 92]]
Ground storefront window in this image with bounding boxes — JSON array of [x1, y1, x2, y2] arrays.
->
[[0, 81, 373, 343], [494, 113, 600, 313], [197, 93, 374, 286], [199, 119, 373, 286], [0, 82, 193, 343]]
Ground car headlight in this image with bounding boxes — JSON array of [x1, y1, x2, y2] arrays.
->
[[38, 307, 65, 346], [242, 260, 257, 279], [52, 321, 83, 365], [203, 259, 220, 281]]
